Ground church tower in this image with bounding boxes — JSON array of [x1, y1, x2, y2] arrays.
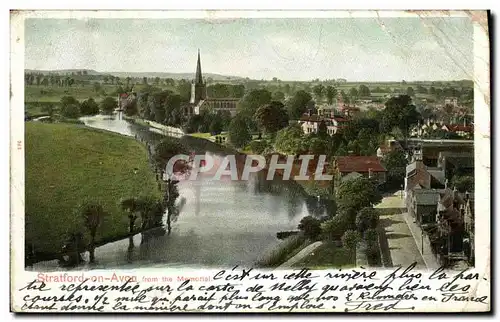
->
[[190, 49, 206, 104]]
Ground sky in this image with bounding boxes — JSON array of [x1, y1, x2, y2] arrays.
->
[[24, 17, 474, 82]]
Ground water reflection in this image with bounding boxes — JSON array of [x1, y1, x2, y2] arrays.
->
[[30, 113, 319, 270]]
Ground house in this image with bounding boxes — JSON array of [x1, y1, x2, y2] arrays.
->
[[336, 78, 347, 83], [441, 124, 474, 138], [299, 114, 349, 136], [299, 114, 322, 134], [404, 149, 446, 202], [408, 188, 440, 224], [462, 192, 475, 264], [317, 105, 338, 117], [335, 156, 387, 185], [339, 105, 360, 118], [117, 92, 137, 111], [436, 188, 466, 254]]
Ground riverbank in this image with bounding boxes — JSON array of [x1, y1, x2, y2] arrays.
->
[[25, 122, 161, 262]]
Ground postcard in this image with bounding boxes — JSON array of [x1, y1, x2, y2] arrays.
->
[[10, 10, 490, 313]]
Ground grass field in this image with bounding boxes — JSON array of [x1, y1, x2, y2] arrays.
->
[[25, 122, 161, 256], [292, 241, 355, 269]]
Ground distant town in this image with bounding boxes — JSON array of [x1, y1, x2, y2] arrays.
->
[[25, 50, 474, 271]]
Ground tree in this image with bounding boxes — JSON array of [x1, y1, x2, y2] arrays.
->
[[358, 85, 370, 97], [406, 86, 415, 97], [380, 95, 420, 138], [254, 101, 289, 134], [336, 177, 382, 212], [121, 198, 140, 234], [382, 149, 407, 185], [274, 124, 306, 155], [325, 86, 337, 104], [317, 120, 328, 138], [209, 114, 224, 135], [124, 98, 138, 117], [228, 115, 252, 148], [60, 104, 80, 118], [451, 175, 474, 192], [286, 90, 312, 119], [349, 87, 359, 100], [340, 90, 350, 104], [100, 96, 117, 115], [80, 203, 106, 263], [313, 84, 325, 101], [307, 137, 329, 155], [80, 98, 99, 116], [231, 84, 245, 98], [238, 89, 272, 120], [142, 77, 148, 85], [93, 82, 102, 93], [342, 230, 360, 258], [41, 104, 56, 118], [321, 213, 350, 240], [298, 216, 321, 240], [355, 207, 379, 234], [272, 91, 285, 101], [154, 138, 190, 234]]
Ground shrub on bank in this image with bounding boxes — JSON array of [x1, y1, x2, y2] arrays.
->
[[256, 233, 306, 267]]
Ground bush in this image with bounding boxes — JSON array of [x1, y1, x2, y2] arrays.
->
[[298, 216, 321, 240], [321, 214, 349, 241], [341, 230, 360, 250], [365, 228, 380, 265], [248, 140, 270, 154], [256, 234, 306, 267], [60, 104, 80, 119], [355, 207, 379, 233]]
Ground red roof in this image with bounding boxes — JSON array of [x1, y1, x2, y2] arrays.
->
[[120, 93, 129, 98], [447, 124, 473, 132], [333, 116, 349, 122], [336, 156, 386, 173], [300, 114, 323, 122]]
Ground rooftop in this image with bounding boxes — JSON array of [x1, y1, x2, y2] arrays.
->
[[336, 156, 386, 173]]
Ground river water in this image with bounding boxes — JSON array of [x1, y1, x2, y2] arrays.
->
[[30, 113, 327, 271]]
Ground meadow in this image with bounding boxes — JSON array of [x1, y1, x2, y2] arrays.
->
[[25, 122, 161, 257]]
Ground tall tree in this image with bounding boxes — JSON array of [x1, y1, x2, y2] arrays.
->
[[313, 84, 325, 101], [80, 98, 99, 116], [274, 124, 306, 155], [238, 89, 272, 119], [325, 86, 337, 105], [342, 230, 360, 259], [348, 87, 359, 100], [100, 96, 118, 115], [154, 138, 190, 234], [380, 95, 420, 138], [80, 203, 106, 263], [228, 115, 252, 148], [336, 177, 382, 212], [286, 90, 312, 119], [358, 85, 371, 97], [254, 101, 289, 134]]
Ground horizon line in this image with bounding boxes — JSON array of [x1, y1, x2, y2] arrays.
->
[[23, 68, 473, 83]]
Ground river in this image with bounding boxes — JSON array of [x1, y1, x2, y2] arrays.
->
[[29, 113, 328, 271]]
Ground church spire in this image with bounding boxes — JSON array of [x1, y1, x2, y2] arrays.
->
[[195, 49, 203, 84]]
